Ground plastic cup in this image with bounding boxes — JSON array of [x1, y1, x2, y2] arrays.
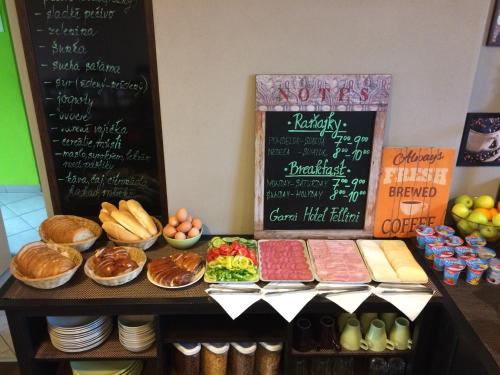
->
[[445, 235, 464, 247], [465, 259, 489, 285], [475, 247, 496, 261], [486, 258, 500, 285], [455, 246, 477, 261], [435, 225, 455, 238], [465, 235, 487, 247], [415, 225, 435, 249], [424, 238, 445, 260], [443, 258, 465, 286], [433, 250, 454, 271]]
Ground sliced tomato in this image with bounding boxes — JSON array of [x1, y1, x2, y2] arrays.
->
[[218, 244, 231, 256]]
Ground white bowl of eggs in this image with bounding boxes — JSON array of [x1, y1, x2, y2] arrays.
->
[[162, 208, 203, 250]]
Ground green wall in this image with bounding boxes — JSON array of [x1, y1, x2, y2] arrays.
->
[[0, 0, 39, 185]]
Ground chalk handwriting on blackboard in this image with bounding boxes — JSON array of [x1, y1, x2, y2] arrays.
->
[[264, 111, 375, 230]]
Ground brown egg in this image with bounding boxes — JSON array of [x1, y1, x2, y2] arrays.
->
[[187, 215, 193, 222], [174, 231, 186, 240], [177, 221, 192, 233], [163, 225, 177, 238], [192, 218, 203, 230], [168, 215, 179, 227], [187, 228, 200, 238], [176, 208, 188, 222]]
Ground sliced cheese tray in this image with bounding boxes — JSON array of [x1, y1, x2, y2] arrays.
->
[[356, 239, 428, 284], [307, 239, 371, 283], [258, 239, 314, 282]]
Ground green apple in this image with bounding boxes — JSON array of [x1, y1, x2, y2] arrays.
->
[[474, 195, 495, 209], [457, 219, 476, 235], [480, 225, 498, 240], [468, 211, 489, 225], [451, 203, 470, 219], [493, 213, 500, 227], [455, 194, 474, 209]]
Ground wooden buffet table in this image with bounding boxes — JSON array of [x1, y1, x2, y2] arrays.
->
[[0, 239, 497, 375]]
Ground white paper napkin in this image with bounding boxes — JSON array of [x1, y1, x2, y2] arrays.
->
[[373, 284, 434, 321], [317, 283, 374, 314], [262, 283, 318, 323], [205, 283, 262, 320]]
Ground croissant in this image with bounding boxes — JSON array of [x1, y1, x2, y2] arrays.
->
[[16, 243, 76, 278]]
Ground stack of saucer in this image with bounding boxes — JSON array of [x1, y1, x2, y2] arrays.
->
[[70, 360, 143, 375], [47, 316, 112, 353], [118, 315, 155, 352]]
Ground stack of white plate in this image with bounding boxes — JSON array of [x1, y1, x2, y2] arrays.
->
[[118, 315, 155, 352], [47, 316, 112, 353], [70, 360, 143, 375]]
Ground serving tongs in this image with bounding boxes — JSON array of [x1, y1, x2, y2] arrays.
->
[[316, 285, 371, 297], [206, 285, 261, 295], [378, 283, 434, 295], [263, 285, 317, 296]]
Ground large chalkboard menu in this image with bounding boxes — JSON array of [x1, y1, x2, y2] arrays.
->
[[255, 75, 391, 239], [16, 0, 166, 218]]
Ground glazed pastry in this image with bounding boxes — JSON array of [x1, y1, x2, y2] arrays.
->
[[16, 243, 75, 278], [92, 247, 138, 277], [148, 252, 202, 287], [43, 216, 94, 243]]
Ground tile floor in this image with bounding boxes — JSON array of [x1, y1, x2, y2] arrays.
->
[[0, 189, 48, 364], [0, 191, 47, 254]]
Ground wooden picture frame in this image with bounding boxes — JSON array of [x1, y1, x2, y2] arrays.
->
[[254, 74, 391, 239], [487, 0, 500, 46]]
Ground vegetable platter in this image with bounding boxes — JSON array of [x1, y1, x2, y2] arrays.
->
[[204, 237, 259, 283]]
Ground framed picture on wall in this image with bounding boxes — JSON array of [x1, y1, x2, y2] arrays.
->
[[487, 0, 500, 46], [457, 113, 500, 166]]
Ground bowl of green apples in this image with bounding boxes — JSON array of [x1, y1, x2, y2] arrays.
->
[[451, 194, 500, 243]]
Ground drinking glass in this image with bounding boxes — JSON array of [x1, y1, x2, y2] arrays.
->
[[310, 358, 330, 375], [388, 357, 406, 375], [369, 357, 388, 375], [331, 357, 354, 375], [295, 358, 310, 375]]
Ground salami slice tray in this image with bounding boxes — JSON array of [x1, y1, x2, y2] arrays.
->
[[258, 239, 315, 282], [307, 239, 371, 283]]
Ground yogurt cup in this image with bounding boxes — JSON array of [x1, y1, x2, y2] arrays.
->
[[416, 225, 435, 249], [465, 258, 489, 285], [433, 249, 454, 271], [486, 258, 500, 284], [444, 235, 464, 247], [475, 247, 496, 260], [435, 225, 455, 237], [443, 258, 466, 286], [465, 235, 487, 247], [424, 238, 446, 260], [455, 246, 477, 261]]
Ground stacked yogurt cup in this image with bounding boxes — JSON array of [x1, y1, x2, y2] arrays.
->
[[118, 315, 156, 352]]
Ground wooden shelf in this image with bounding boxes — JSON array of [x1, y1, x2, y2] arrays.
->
[[54, 359, 157, 374], [291, 347, 412, 357], [35, 329, 157, 360]]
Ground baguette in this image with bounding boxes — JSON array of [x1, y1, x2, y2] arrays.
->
[[102, 202, 118, 213], [127, 199, 157, 236], [102, 221, 141, 241], [110, 210, 151, 240], [99, 209, 116, 224], [119, 200, 131, 213]]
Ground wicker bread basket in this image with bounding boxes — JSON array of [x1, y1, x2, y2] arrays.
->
[[10, 241, 83, 289], [84, 246, 147, 286], [39, 215, 102, 252], [106, 217, 162, 250]]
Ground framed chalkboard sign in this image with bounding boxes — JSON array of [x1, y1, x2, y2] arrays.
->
[[255, 74, 391, 239], [15, 0, 167, 219]]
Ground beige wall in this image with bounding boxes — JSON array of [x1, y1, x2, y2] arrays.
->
[[456, 1, 500, 199], [153, 0, 491, 233], [6, 1, 495, 234]]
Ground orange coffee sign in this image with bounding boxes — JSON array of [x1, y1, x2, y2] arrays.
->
[[374, 147, 455, 238]]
